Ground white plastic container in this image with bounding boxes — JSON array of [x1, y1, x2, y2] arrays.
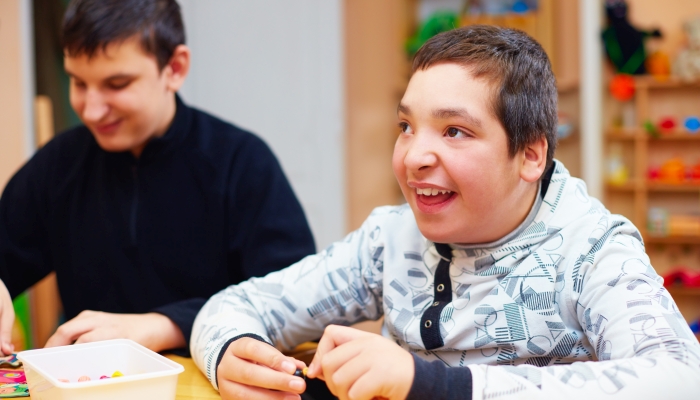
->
[[17, 339, 184, 400]]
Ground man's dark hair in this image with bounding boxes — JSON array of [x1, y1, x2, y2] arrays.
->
[[413, 25, 558, 171], [62, 0, 185, 70]]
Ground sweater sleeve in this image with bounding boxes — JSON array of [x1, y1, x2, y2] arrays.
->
[[190, 217, 385, 390], [465, 226, 700, 400], [0, 151, 52, 298], [226, 134, 316, 281]]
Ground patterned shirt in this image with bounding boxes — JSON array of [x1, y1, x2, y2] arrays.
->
[[191, 161, 700, 399]]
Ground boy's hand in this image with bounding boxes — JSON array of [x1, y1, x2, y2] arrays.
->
[[308, 325, 414, 400], [0, 280, 15, 356], [217, 337, 306, 400], [44, 311, 185, 352]]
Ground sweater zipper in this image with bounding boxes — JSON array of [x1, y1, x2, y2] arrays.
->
[[130, 164, 139, 245]]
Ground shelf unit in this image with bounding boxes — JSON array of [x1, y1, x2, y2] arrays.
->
[[604, 76, 700, 246]]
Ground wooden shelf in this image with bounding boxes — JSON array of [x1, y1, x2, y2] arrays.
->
[[666, 286, 700, 296], [605, 129, 700, 141], [647, 182, 700, 192], [557, 79, 578, 93], [644, 234, 700, 245], [633, 75, 700, 90], [651, 132, 700, 141], [605, 128, 640, 140], [605, 181, 636, 192]]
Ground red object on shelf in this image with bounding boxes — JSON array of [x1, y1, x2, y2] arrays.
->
[[663, 268, 700, 288], [691, 163, 700, 181], [648, 166, 660, 180], [609, 74, 635, 101], [658, 116, 676, 133]]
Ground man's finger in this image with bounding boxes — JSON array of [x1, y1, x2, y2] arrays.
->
[[44, 315, 98, 347], [0, 306, 15, 356]]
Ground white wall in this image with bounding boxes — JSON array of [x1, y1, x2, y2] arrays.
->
[[178, 0, 345, 250]]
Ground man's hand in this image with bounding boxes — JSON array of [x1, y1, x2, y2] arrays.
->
[[218, 337, 307, 400], [44, 311, 185, 352], [307, 325, 414, 400], [0, 280, 15, 356]]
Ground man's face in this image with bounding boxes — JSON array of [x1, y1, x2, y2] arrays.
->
[[393, 63, 530, 244], [65, 37, 175, 157]]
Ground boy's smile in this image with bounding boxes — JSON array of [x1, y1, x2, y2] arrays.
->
[[393, 63, 543, 245], [64, 36, 186, 157]]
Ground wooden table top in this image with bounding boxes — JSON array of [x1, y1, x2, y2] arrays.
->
[[166, 354, 221, 399]]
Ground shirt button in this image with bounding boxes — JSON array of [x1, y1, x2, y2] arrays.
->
[[424, 320, 432, 328], [433, 301, 440, 307], [437, 284, 445, 292]]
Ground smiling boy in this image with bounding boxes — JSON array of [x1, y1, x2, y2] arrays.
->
[[191, 25, 700, 400], [0, 0, 314, 355]]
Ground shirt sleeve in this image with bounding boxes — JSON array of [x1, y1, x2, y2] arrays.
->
[[190, 217, 385, 390], [465, 226, 700, 400], [226, 134, 316, 281], [0, 151, 52, 298], [151, 297, 207, 355]]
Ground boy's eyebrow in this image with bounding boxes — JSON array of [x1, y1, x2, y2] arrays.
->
[[432, 108, 483, 128], [397, 103, 411, 115], [64, 70, 136, 82]]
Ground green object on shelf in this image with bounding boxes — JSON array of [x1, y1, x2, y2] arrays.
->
[[406, 11, 460, 57], [12, 292, 32, 350], [644, 119, 660, 138]]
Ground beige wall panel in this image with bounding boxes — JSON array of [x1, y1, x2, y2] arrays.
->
[[0, 0, 32, 191], [345, 0, 409, 232]]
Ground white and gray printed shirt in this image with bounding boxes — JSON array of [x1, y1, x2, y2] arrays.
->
[[191, 161, 700, 399]]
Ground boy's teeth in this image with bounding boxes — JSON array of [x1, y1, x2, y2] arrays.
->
[[416, 188, 452, 196]]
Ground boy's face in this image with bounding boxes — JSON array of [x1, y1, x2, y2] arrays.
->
[[393, 63, 536, 244], [64, 37, 179, 157]]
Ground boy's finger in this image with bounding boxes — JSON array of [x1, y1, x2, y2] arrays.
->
[[308, 325, 367, 378], [219, 350, 306, 394], [232, 338, 296, 374], [219, 378, 301, 400]]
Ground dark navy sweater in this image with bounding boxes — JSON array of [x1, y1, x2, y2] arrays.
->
[[0, 96, 315, 351]]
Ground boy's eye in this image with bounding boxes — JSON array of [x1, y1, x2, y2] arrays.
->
[[398, 122, 413, 134], [108, 81, 131, 90], [446, 127, 468, 138], [73, 80, 87, 90]]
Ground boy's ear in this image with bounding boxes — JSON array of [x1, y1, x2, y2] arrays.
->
[[163, 44, 190, 92], [519, 136, 548, 183]]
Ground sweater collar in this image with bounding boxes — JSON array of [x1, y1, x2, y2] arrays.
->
[[104, 94, 192, 164]]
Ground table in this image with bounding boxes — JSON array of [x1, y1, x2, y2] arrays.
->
[[166, 354, 221, 399]]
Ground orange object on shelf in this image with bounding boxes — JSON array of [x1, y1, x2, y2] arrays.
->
[[669, 215, 700, 237], [659, 158, 686, 183], [609, 74, 635, 101]]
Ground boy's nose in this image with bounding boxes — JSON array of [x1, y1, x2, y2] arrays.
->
[[404, 134, 438, 171], [82, 91, 109, 123]]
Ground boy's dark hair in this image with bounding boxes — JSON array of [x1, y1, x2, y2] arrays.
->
[[62, 0, 185, 70], [413, 25, 558, 171]]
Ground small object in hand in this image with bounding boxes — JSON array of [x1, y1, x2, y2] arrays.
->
[[293, 367, 308, 379], [0, 354, 21, 368], [99, 375, 110, 380], [77, 376, 91, 382], [111, 371, 123, 378]]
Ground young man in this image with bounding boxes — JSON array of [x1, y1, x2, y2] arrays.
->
[[191, 26, 700, 399], [0, 0, 315, 355]]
